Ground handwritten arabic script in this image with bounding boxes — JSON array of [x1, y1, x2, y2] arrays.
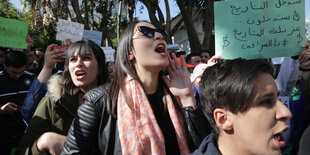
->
[[56, 19, 84, 43], [214, 0, 305, 59], [0, 17, 28, 49]]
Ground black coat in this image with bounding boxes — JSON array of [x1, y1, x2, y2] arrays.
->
[[62, 86, 210, 154], [191, 133, 220, 155]]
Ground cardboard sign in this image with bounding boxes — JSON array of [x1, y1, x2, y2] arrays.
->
[[56, 19, 84, 43], [82, 30, 102, 46], [214, 0, 305, 59], [0, 17, 28, 49], [167, 44, 180, 51], [101, 47, 115, 62]]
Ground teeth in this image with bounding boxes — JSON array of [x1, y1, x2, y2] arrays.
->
[[76, 71, 85, 76], [158, 44, 164, 48]]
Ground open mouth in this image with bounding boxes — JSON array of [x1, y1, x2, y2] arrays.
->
[[155, 43, 167, 56], [75, 70, 86, 79], [273, 128, 288, 148]]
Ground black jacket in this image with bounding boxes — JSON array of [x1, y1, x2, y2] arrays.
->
[[191, 133, 220, 155], [0, 70, 35, 147], [62, 87, 210, 154]]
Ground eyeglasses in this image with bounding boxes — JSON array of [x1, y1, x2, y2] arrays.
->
[[137, 26, 167, 41]]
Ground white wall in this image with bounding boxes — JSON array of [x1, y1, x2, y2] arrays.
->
[[172, 16, 204, 55]]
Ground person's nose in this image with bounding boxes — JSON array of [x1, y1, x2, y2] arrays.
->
[[75, 57, 84, 67], [154, 32, 165, 41], [276, 99, 292, 121]]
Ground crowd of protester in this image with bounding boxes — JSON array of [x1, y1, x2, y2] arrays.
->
[[0, 20, 310, 155]]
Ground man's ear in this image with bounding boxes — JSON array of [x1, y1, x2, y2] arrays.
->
[[214, 108, 233, 131]]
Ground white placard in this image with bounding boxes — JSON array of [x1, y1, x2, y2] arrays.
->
[[82, 30, 102, 46], [102, 47, 115, 62], [272, 57, 285, 65], [167, 44, 179, 51], [56, 19, 84, 43]]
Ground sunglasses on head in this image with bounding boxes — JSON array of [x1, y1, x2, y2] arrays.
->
[[137, 26, 167, 41]]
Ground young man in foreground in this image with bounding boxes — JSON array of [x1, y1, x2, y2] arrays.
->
[[193, 59, 292, 155]]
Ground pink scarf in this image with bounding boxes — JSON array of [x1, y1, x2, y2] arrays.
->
[[117, 75, 190, 155]]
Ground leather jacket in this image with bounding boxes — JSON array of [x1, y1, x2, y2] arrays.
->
[[62, 86, 210, 154]]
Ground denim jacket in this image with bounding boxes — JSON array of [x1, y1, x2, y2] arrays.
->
[[21, 78, 48, 124]]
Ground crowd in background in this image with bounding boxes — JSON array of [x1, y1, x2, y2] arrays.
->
[[0, 20, 310, 155]]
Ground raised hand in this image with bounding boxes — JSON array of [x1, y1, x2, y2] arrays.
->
[[37, 44, 66, 83], [206, 55, 223, 68], [299, 42, 310, 69], [44, 44, 66, 69], [162, 52, 196, 108]]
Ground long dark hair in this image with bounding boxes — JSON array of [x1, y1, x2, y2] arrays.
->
[[107, 20, 177, 117], [107, 20, 140, 117], [61, 40, 109, 96]]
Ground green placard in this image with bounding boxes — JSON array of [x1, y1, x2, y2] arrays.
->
[[0, 17, 29, 49], [214, 0, 305, 59]]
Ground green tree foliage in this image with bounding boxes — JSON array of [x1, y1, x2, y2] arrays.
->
[[0, 0, 57, 49], [138, 0, 174, 44], [20, 0, 128, 49], [2, 0, 219, 53], [0, 0, 20, 19]]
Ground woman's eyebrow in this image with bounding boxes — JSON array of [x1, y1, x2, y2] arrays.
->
[[258, 92, 276, 99], [84, 53, 92, 57]]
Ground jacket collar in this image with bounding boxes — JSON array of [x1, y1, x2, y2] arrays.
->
[[48, 74, 80, 119], [47, 74, 63, 102], [55, 92, 80, 121], [192, 133, 220, 155]]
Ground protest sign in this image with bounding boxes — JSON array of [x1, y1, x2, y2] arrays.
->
[[102, 47, 115, 62], [56, 19, 84, 43], [214, 0, 305, 59], [167, 44, 180, 52], [0, 17, 28, 49], [82, 30, 102, 46]]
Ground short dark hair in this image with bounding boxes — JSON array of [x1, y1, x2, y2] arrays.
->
[[176, 51, 186, 57], [200, 50, 211, 56], [5, 51, 27, 68], [201, 50, 211, 54], [0, 47, 7, 53], [61, 40, 109, 96], [186, 54, 193, 64], [199, 59, 274, 137], [0, 47, 6, 56], [186, 53, 201, 64]]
